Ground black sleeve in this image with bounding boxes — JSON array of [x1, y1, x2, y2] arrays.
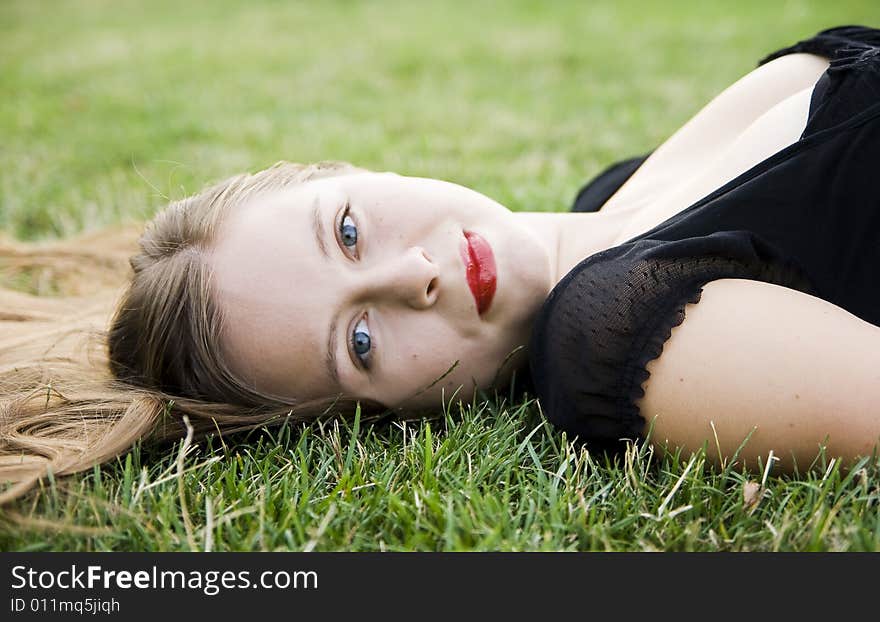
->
[[756, 25, 880, 67], [571, 154, 651, 213], [527, 230, 817, 452], [756, 25, 880, 134]]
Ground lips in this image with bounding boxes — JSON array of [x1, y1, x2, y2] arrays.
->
[[460, 231, 497, 315]]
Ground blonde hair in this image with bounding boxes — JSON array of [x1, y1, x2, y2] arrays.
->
[[0, 160, 383, 504]]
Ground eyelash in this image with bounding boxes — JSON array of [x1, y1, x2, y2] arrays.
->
[[336, 200, 373, 370], [350, 313, 373, 370], [337, 200, 359, 259]]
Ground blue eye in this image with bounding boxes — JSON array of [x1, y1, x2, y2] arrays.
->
[[351, 316, 372, 368], [340, 207, 358, 249]]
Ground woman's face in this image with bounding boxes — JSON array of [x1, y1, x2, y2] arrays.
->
[[208, 171, 553, 411]]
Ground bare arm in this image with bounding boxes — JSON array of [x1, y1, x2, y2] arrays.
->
[[605, 52, 831, 212], [608, 53, 833, 243], [638, 278, 880, 471]]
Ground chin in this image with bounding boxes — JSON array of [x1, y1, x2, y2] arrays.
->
[[500, 236, 553, 307]]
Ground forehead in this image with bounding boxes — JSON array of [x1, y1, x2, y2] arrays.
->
[[207, 182, 336, 400]]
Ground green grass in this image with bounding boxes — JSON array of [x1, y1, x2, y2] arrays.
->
[[1, 0, 879, 551]]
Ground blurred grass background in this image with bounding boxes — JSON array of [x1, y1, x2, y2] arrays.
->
[[3, 0, 877, 241], [1, 1, 879, 551]]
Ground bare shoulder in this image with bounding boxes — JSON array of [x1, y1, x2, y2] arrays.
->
[[691, 51, 830, 129], [753, 51, 830, 82], [604, 52, 830, 214], [637, 278, 880, 470]]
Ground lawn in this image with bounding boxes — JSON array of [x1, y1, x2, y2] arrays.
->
[[1, 0, 878, 551]]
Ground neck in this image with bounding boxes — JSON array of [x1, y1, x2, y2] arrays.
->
[[513, 207, 638, 288]]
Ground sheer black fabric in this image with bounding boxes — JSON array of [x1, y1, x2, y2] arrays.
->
[[528, 25, 880, 449], [528, 232, 816, 449]]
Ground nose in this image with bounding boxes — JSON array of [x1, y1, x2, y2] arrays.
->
[[365, 246, 440, 310]]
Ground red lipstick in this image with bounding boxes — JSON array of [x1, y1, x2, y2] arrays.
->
[[460, 231, 497, 315]]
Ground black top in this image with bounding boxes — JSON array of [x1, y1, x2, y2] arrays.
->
[[528, 26, 880, 451]]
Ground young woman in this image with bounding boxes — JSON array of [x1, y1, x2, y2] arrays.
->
[[2, 26, 879, 503]]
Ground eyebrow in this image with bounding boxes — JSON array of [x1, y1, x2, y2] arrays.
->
[[312, 194, 330, 261], [325, 308, 341, 389], [312, 194, 341, 387]]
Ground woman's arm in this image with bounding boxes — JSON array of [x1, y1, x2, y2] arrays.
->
[[638, 278, 880, 471], [603, 52, 830, 215]]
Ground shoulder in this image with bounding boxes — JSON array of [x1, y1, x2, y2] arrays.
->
[[570, 154, 650, 214], [758, 25, 880, 66], [639, 276, 880, 469], [527, 231, 816, 449]]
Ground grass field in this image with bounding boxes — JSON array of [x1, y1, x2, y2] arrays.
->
[[1, 0, 879, 551]]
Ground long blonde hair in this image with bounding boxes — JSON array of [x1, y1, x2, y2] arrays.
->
[[0, 160, 381, 504]]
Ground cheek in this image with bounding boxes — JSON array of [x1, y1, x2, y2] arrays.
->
[[383, 318, 464, 379], [379, 316, 502, 408]]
